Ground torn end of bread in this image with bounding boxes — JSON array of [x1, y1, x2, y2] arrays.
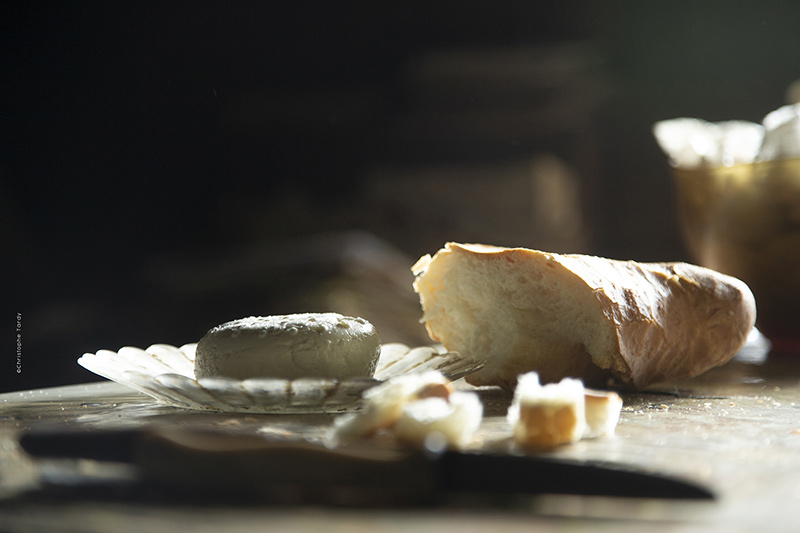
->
[[412, 242, 756, 389], [507, 373, 586, 448]]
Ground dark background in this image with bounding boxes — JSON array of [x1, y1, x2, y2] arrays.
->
[[3, 1, 799, 392]]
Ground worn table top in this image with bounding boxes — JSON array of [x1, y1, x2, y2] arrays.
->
[[1, 340, 799, 532]]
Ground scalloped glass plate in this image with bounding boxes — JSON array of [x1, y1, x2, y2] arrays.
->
[[77, 342, 484, 414]]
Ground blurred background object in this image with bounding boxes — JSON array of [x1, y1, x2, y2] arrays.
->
[[654, 105, 800, 351], [3, 1, 800, 391], [670, 158, 800, 351]]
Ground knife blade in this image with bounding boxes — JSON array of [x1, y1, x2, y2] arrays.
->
[[18, 426, 713, 503]]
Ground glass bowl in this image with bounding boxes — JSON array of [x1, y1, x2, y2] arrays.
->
[[671, 157, 800, 351]]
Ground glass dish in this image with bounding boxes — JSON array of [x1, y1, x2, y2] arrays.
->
[[77, 342, 484, 414]]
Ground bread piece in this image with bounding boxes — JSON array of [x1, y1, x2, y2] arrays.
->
[[584, 389, 623, 438], [393, 392, 484, 449], [507, 373, 586, 447], [331, 371, 455, 443], [330, 370, 483, 449], [412, 242, 756, 389], [194, 313, 380, 380]]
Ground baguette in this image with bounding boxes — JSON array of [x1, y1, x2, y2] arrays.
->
[[412, 243, 756, 389]]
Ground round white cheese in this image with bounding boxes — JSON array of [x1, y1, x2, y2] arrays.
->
[[194, 313, 381, 380]]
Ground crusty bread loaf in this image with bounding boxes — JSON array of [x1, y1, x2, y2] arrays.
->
[[194, 313, 380, 380], [412, 243, 756, 389]]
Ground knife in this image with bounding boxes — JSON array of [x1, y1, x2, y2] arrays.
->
[[18, 426, 714, 503]]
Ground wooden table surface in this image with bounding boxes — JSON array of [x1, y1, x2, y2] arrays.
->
[[1, 339, 799, 532]]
